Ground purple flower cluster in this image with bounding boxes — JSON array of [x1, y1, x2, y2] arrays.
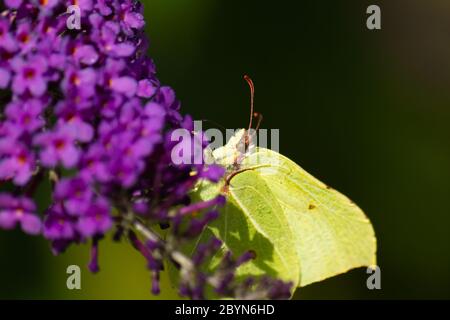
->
[[181, 237, 293, 300], [0, 0, 292, 299], [0, 193, 40, 234]]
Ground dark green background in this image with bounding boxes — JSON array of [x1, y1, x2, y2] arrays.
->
[[1, 0, 450, 299]]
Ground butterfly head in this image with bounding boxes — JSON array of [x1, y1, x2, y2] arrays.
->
[[206, 75, 262, 173]]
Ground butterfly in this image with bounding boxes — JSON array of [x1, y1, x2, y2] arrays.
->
[[194, 75, 376, 289]]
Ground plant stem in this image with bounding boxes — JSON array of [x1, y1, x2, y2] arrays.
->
[[133, 219, 194, 270], [132, 219, 222, 289]]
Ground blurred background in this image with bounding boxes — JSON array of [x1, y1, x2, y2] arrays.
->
[[1, 0, 450, 299]]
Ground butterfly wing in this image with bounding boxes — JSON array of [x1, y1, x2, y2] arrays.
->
[[192, 167, 302, 288], [243, 147, 377, 287], [194, 139, 376, 289]]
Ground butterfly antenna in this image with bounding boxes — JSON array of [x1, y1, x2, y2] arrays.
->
[[199, 119, 227, 131], [243, 75, 255, 132]]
